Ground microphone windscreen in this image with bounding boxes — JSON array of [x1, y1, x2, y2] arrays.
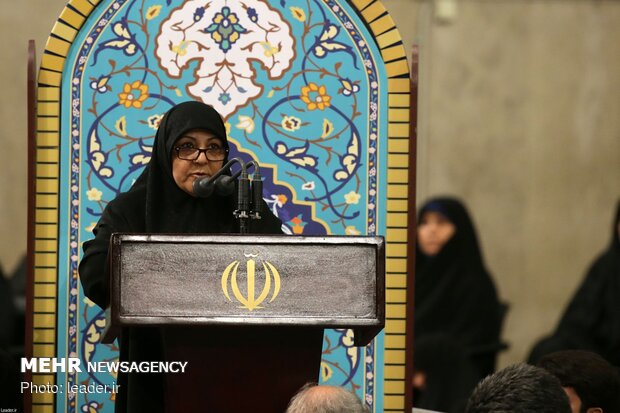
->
[[192, 176, 215, 198], [214, 175, 236, 196]]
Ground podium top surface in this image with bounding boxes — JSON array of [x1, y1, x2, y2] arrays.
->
[[107, 234, 385, 332]]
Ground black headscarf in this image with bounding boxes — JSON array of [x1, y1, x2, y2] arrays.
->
[[130, 100, 235, 233], [414, 197, 501, 347], [529, 200, 620, 366]]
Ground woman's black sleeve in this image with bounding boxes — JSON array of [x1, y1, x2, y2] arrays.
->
[[78, 202, 129, 309]]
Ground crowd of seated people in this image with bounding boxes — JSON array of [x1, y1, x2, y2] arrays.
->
[[413, 197, 620, 413]]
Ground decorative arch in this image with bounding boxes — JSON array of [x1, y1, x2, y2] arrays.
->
[[29, 0, 412, 412]]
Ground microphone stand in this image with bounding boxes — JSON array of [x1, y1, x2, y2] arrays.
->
[[192, 158, 263, 234], [235, 164, 250, 234], [245, 160, 263, 221], [232, 160, 263, 234]]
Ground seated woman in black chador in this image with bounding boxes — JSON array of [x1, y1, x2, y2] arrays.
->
[[529, 200, 620, 367], [79, 101, 283, 412], [413, 197, 504, 413]]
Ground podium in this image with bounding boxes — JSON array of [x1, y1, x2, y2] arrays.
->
[[103, 234, 385, 412]]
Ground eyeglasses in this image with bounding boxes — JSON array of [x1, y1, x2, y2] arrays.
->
[[174, 145, 229, 161]]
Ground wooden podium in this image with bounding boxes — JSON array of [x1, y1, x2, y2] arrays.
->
[[103, 234, 385, 413]]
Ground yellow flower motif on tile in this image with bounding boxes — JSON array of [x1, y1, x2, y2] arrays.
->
[[236, 115, 255, 133], [115, 116, 127, 136], [147, 114, 163, 130], [86, 222, 97, 233], [300, 83, 331, 111], [343, 329, 355, 347], [276, 194, 288, 206], [118, 80, 149, 109], [230, 32, 240, 44], [171, 40, 189, 56], [131, 154, 151, 165], [146, 5, 162, 20], [301, 181, 315, 191], [205, 6, 246, 52], [82, 401, 100, 413], [321, 118, 333, 139], [281, 115, 301, 132], [290, 7, 306, 22], [87, 188, 103, 202], [260, 42, 279, 57], [287, 215, 306, 235], [345, 226, 361, 235], [90, 76, 110, 93], [344, 191, 361, 205], [320, 361, 332, 381]]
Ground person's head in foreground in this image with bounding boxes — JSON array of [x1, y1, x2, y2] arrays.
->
[[285, 382, 369, 413], [465, 363, 571, 413], [537, 350, 620, 413]]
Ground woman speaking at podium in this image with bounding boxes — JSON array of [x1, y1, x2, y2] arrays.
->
[[79, 101, 283, 412]]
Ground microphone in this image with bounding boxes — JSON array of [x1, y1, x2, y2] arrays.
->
[[193, 157, 264, 234], [212, 174, 236, 196], [192, 158, 244, 198], [214, 161, 263, 214], [235, 164, 250, 233], [248, 161, 263, 219]]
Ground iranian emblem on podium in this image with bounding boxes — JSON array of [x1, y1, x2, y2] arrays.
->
[[221, 253, 281, 311]]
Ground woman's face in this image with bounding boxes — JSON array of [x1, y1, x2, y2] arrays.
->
[[171, 129, 226, 196], [417, 211, 456, 256]]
